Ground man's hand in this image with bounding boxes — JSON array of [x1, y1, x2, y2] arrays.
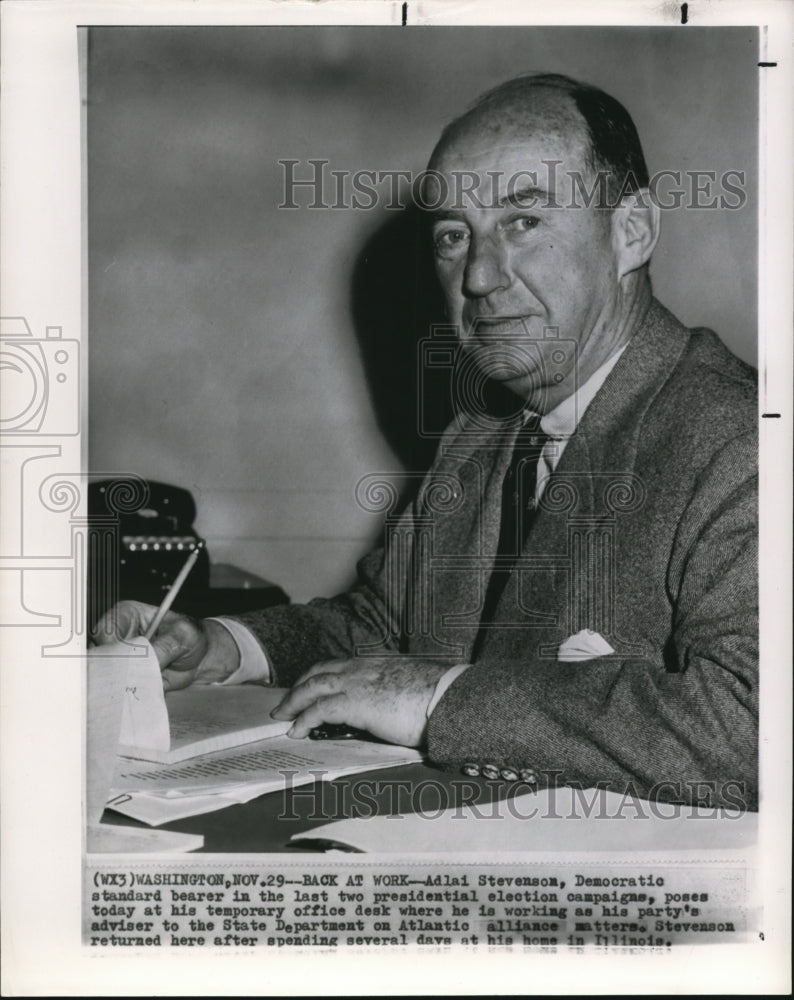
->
[[270, 657, 451, 748], [91, 600, 240, 691]]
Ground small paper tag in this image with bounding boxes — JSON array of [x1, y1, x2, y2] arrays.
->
[[87, 638, 168, 825], [119, 638, 170, 751]]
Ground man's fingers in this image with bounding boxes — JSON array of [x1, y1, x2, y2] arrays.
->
[[285, 693, 350, 739], [150, 630, 188, 669], [151, 618, 208, 671], [90, 600, 156, 645], [90, 603, 211, 693], [161, 667, 197, 693], [270, 672, 344, 720], [293, 660, 347, 685]]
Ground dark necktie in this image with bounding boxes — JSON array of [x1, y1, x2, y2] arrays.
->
[[478, 423, 549, 629]]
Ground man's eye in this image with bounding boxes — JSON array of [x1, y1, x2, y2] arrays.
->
[[506, 216, 540, 233], [433, 228, 470, 257]]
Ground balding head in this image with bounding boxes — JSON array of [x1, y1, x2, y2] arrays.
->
[[429, 73, 649, 209]]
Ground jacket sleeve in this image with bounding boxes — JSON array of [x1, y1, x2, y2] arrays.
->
[[229, 541, 399, 688], [227, 423, 470, 687], [426, 432, 759, 809]]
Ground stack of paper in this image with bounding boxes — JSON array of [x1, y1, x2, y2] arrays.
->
[[118, 655, 292, 763], [109, 735, 422, 826], [92, 639, 422, 827]]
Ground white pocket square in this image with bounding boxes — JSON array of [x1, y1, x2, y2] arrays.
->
[[557, 629, 615, 662]]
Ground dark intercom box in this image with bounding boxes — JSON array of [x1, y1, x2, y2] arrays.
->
[[87, 479, 210, 624], [87, 478, 289, 628]]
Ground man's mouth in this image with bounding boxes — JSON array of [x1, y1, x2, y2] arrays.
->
[[460, 319, 546, 382], [466, 315, 536, 338]]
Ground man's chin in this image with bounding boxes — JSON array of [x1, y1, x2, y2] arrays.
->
[[493, 370, 543, 405], [473, 365, 544, 413], [463, 333, 543, 369]]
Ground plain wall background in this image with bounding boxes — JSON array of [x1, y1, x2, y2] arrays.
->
[[88, 26, 758, 603]]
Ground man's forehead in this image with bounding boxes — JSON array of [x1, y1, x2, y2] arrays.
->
[[430, 89, 590, 174], [425, 127, 590, 211], [432, 129, 583, 175]]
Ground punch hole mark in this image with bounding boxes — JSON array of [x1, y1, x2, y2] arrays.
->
[[758, 62, 778, 67], [761, 413, 781, 418], [402, 2, 408, 25], [680, 3, 688, 23]]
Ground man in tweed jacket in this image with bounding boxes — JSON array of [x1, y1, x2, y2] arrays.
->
[[99, 74, 757, 808]]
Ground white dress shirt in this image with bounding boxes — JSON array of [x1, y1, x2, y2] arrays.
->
[[213, 343, 628, 714]]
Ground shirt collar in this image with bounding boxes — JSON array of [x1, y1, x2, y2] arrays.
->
[[525, 343, 629, 439]]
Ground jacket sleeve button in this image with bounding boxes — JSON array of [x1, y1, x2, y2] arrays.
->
[[482, 763, 500, 780], [461, 762, 480, 777], [519, 768, 539, 784], [500, 767, 519, 781]]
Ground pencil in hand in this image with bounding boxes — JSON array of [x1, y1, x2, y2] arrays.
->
[[144, 540, 205, 641]]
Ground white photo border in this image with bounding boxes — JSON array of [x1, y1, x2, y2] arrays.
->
[[1, 0, 791, 995]]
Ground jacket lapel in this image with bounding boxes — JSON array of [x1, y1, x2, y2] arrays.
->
[[407, 417, 520, 659]]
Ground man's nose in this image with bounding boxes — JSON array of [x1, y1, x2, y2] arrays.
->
[[463, 233, 510, 298]]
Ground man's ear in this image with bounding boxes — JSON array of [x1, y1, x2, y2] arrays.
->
[[611, 190, 660, 279]]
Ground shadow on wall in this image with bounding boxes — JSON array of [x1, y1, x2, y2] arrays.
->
[[351, 205, 449, 475]]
